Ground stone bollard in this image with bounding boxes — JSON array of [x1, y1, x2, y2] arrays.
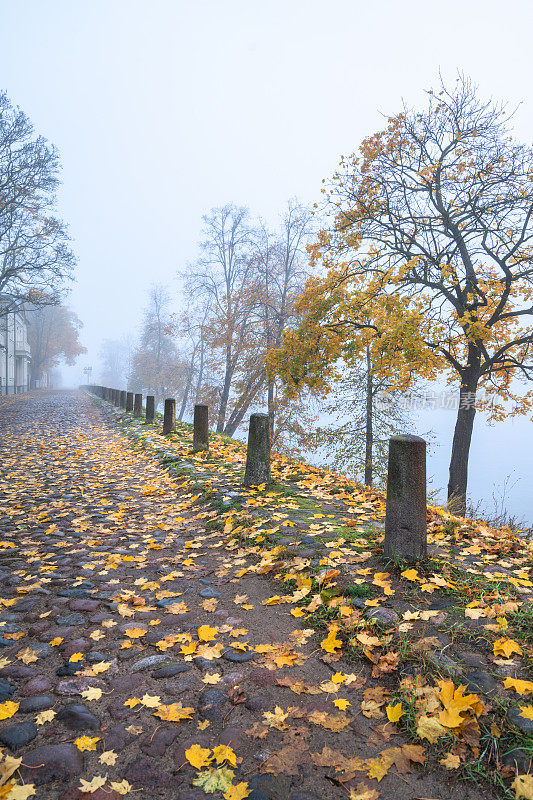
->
[[193, 404, 209, 451], [146, 395, 155, 423], [133, 393, 142, 418], [162, 398, 175, 435], [126, 392, 133, 412], [384, 434, 427, 562], [244, 413, 271, 487], [120, 390, 127, 409]]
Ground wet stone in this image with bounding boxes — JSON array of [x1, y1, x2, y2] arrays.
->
[[21, 675, 52, 696], [465, 670, 498, 696], [223, 648, 254, 663], [0, 665, 37, 680], [0, 721, 38, 750], [57, 677, 107, 696], [365, 607, 399, 627], [140, 724, 179, 757], [131, 655, 168, 671], [19, 743, 83, 785], [60, 638, 91, 658], [246, 695, 272, 712], [199, 689, 228, 722], [122, 757, 176, 789], [109, 673, 143, 693], [0, 678, 16, 701], [249, 774, 292, 800], [69, 598, 100, 612], [199, 587, 222, 599], [57, 662, 84, 677], [56, 613, 86, 626], [152, 663, 191, 678], [58, 589, 91, 599], [57, 703, 101, 730], [425, 651, 464, 677], [19, 694, 56, 713], [165, 675, 198, 695], [502, 748, 533, 774], [508, 705, 533, 736]]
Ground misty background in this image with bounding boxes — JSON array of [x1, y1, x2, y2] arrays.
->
[[0, 0, 531, 525]]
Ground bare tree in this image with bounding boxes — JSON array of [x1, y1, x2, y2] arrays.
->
[[0, 92, 75, 312]]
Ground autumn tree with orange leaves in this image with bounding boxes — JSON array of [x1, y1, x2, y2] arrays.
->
[[27, 304, 86, 387], [270, 76, 533, 514]]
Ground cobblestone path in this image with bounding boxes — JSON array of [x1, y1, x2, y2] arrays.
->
[[0, 391, 503, 800]]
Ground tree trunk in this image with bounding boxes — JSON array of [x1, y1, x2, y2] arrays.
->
[[364, 347, 373, 486], [178, 364, 194, 422], [217, 348, 233, 433], [447, 373, 479, 516], [267, 378, 275, 440]]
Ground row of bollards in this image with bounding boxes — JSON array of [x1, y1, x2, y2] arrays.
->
[[83, 385, 427, 563]]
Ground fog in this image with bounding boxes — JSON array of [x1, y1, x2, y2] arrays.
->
[[0, 0, 531, 524]]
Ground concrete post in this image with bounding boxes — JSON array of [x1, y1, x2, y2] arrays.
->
[[162, 398, 175, 435], [244, 413, 271, 487], [113, 389, 120, 407], [119, 390, 126, 409], [126, 392, 133, 412], [193, 404, 209, 451], [384, 434, 427, 562], [133, 393, 142, 418], [146, 395, 155, 423]]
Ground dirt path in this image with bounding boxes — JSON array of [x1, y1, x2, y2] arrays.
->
[[0, 391, 521, 799]]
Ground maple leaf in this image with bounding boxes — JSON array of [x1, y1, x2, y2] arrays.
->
[[125, 628, 146, 638], [192, 767, 235, 794], [69, 652, 84, 663], [223, 781, 251, 800], [99, 750, 118, 765], [109, 779, 132, 795], [16, 648, 38, 664], [74, 735, 100, 751], [153, 702, 194, 722], [212, 745, 237, 767], [493, 637, 523, 659], [140, 693, 161, 708], [263, 706, 290, 729], [198, 625, 217, 642], [186, 744, 212, 769], [49, 637, 63, 646], [35, 709, 56, 725], [366, 757, 388, 781], [5, 785, 36, 800], [416, 715, 446, 743], [334, 698, 350, 711], [202, 672, 221, 684], [512, 775, 533, 800], [349, 784, 380, 800], [401, 568, 419, 582], [355, 632, 381, 648], [504, 678, 533, 695], [0, 702, 19, 720], [386, 702, 404, 722], [320, 625, 342, 653], [78, 776, 107, 793], [81, 687, 102, 701], [440, 753, 461, 769], [0, 755, 22, 787], [519, 705, 533, 721], [309, 711, 351, 731]]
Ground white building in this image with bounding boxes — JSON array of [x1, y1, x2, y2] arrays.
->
[[0, 305, 31, 395]]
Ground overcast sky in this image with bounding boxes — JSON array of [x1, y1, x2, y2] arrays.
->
[[1, 0, 532, 522]]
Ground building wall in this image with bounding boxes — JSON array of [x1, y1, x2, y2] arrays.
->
[[0, 310, 30, 394]]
